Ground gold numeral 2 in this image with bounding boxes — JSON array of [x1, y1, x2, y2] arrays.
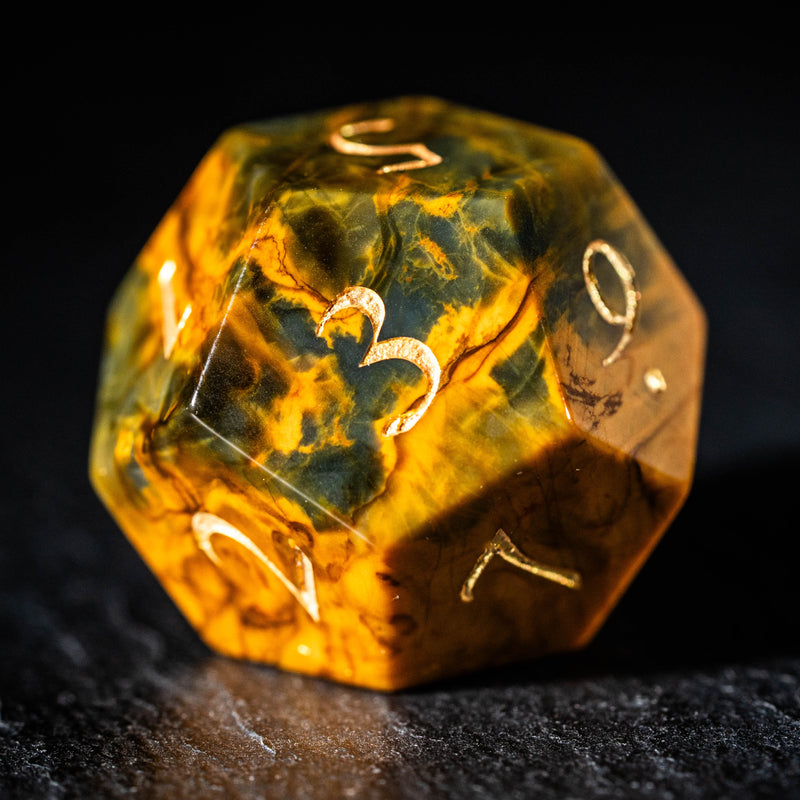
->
[[191, 511, 320, 622], [329, 117, 442, 173], [316, 286, 441, 436], [582, 240, 640, 366], [460, 529, 582, 602]]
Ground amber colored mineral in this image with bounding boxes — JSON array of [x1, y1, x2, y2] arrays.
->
[[89, 97, 705, 690]]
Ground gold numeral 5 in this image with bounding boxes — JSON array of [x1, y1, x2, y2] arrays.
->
[[329, 117, 442, 173], [316, 286, 441, 436], [191, 511, 319, 622]]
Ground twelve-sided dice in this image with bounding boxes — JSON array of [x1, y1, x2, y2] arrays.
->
[[90, 97, 705, 690]]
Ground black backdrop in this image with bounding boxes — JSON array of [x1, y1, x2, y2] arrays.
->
[[2, 33, 799, 798]]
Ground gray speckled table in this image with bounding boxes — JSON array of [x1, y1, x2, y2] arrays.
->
[[3, 428, 798, 798]]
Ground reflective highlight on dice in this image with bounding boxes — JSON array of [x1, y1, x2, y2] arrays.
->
[[89, 97, 705, 690]]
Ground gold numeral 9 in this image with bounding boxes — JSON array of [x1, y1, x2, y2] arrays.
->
[[582, 240, 640, 366]]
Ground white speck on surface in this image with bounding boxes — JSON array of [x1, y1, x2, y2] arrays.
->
[[231, 708, 275, 755]]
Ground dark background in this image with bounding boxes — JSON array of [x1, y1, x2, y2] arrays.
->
[[2, 32, 799, 798]]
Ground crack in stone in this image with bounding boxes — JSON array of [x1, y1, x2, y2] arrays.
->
[[563, 370, 622, 432], [440, 277, 539, 393], [252, 231, 329, 309]]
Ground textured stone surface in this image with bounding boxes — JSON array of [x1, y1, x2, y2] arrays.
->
[[2, 457, 799, 799], [89, 97, 705, 689]]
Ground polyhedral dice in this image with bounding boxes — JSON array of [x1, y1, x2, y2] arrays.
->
[[89, 97, 705, 690]]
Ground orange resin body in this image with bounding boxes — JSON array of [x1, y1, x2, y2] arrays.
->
[[90, 98, 705, 690]]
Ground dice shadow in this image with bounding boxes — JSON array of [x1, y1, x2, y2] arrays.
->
[[406, 450, 800, 693]]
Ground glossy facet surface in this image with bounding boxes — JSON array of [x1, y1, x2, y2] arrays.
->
[[89, 97, 705, 690]]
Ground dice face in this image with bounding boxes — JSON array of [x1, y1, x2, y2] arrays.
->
[[89, 97, 705, 690]]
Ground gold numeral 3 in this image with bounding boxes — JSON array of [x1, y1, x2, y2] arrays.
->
[[316, 286, 441, 436]]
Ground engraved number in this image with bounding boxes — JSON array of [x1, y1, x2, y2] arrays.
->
[[158, 259, 192, 358], [316, 286, 441, 436], [191, 512, 320, 622], [329, 117, 442, 173], [582, 240, 640, 366], [460, 529, 581, 602]]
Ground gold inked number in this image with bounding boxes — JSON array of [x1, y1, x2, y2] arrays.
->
[[582, 240, 640, 366], [158, 259, 192, 358], [316, 286, 441, 436], [191, 511, 320, 622], [460, 529, 582, 603], [329, 117, 442, 173]]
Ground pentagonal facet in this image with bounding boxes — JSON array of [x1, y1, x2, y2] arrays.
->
[[90, 97, 705, 690]]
